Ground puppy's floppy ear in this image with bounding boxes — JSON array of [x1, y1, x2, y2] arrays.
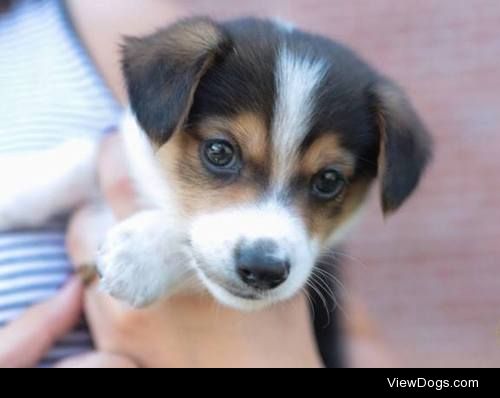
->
[[369, 79, 433, 215], [122, 18, 232, 144]]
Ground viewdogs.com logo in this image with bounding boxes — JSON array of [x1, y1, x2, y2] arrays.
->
[[387, 378, 479, 390]]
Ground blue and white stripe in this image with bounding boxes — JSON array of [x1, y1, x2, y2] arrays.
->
[[0, 0, 120, 365]]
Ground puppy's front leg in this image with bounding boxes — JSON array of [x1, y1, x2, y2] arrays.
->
[[97, 210, 190, 308]]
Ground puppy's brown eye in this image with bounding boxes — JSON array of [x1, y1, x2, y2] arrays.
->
[[201, 139, 239, 173], [311, 169, 346, 200]]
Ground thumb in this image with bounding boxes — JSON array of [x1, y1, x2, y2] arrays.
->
[[0, 278, 83, 368]]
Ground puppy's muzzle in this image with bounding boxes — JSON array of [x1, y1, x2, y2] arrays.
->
[[235, 239, 290, 291]]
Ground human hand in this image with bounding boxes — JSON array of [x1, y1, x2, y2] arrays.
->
[[0, 278, 82, 368]]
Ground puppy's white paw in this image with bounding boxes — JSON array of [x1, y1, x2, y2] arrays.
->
[[97, 211, 187, 308]]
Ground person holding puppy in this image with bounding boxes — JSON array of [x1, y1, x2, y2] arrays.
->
[[0, 0, 391, 368]]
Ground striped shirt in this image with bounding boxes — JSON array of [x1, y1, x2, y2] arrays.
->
[[0, 0, 121, 366]]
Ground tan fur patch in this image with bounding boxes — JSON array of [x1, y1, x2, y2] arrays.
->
[[124, 19, 227, 67], [196, 113, 269, 165], [163, 19, 227, 60], [155, 113, 270, 218], [304, 179, 371, 242], [296, 133, 370, 242], [300, 134, 356, 178]]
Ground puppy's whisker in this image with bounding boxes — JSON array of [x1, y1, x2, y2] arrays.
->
[[301, 287, 316, 321], [310, 273, 338, 308], [305, 279, 330, 325], [312, 267, 352, 311], [323, 250, 369, 270], [308, 280, 335, 328], [310, 270, 348, 321], [312, 273, 338, 304], [313, 266, 349, 298]]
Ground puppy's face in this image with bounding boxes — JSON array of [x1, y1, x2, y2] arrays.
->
[[123, 18, 432, 310], [157, 111, 373, 309]]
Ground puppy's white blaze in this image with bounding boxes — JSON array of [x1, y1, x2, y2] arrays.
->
[[121, 110, 173, 210], [272, 47, 327, 189]]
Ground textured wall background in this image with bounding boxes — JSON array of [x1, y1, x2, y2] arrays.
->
[[170, 0, 500, 367]]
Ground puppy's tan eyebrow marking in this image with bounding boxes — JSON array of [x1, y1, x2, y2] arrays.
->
[[194, 112, 269, 163], [300, 133, 356, 177], [230, 112, 269, 161]]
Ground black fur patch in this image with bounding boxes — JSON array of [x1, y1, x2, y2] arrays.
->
[[369, 79, 433, 213], [122, 18, 233, 144]]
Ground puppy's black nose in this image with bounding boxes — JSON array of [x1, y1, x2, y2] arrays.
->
[[235, 240, 290, 291]]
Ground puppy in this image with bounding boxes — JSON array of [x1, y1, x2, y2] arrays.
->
[[0, 18, 432, 366]]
